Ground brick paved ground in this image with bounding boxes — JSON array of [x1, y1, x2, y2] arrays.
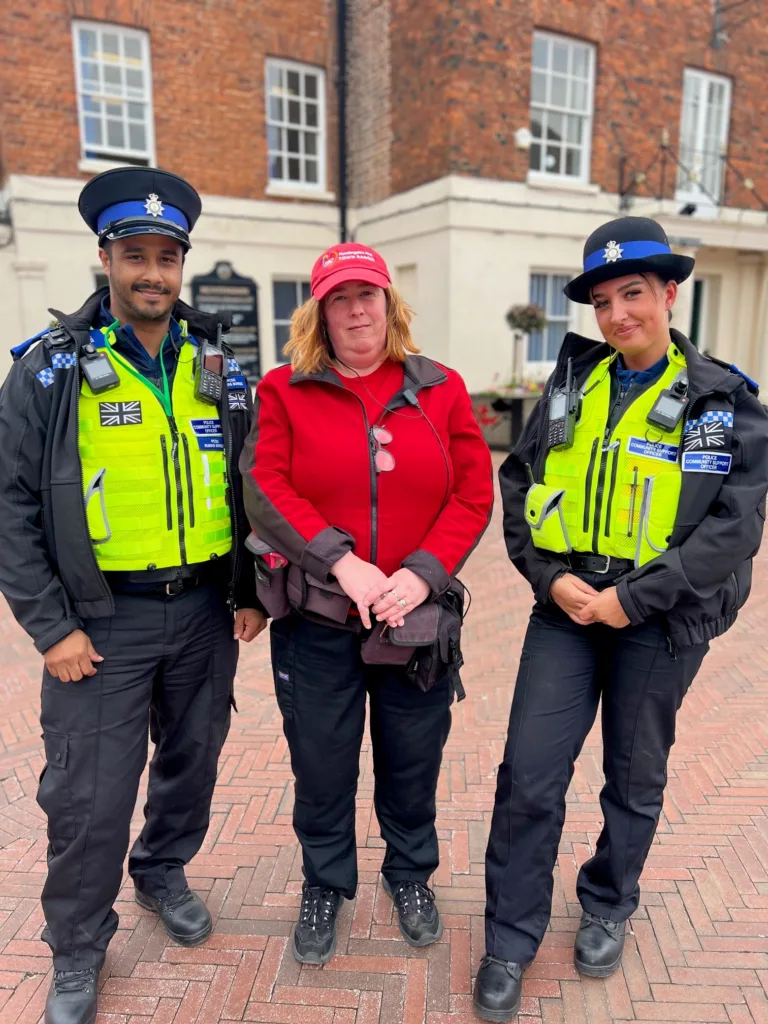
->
[[0, 455, 766, 1023]]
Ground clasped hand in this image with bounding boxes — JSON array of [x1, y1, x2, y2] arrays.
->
[[331, 552, 430, 629], [549, 574, 630, 628]]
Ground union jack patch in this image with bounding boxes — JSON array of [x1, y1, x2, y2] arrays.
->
[[228, 391, 247, 411], [99, 401, 143, 427], [683, 419, 726, 451]]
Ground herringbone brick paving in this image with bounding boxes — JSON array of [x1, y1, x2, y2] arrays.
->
[[0, 455, 766, 1022]]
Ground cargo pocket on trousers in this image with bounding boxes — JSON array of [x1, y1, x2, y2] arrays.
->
[[37, 732, 76, 843], [270, 625, 295, 722]]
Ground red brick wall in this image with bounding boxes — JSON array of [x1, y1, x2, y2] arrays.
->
[[3, 0, 766, 211], [385, 0, 768, 209], [0, 0, 337, 200]]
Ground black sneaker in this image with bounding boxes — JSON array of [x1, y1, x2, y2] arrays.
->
[[382, 876, 442, 947], [45, 967, 99, 1024], [573, 911, 626, 977], [292, 882, 342, 964]]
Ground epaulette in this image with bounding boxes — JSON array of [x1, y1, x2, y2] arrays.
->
[[704, 354, 759, 395], [11, 321, 70, 362]]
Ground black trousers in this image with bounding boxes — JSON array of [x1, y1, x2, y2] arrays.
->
[[270, 615, 454, 899], [37, 584, 238, 971], [485, 601, 708, 964]]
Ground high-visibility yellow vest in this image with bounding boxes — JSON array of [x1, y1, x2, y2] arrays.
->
[[78, 324, 232, 571], [526, 342, 686, 568]]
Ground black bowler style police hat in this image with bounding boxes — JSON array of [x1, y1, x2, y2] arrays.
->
[[78, 167, 202, 251], [564, 216, 695, 304]]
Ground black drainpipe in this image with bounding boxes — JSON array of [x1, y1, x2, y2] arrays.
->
[[337, 0, 348, 242]]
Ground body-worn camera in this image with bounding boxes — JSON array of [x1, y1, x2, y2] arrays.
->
[[646, 372, 689, 432], [80, 344, 121, 394]]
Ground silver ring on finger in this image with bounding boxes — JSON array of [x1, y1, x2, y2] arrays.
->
[[397, 598, 407, 609]]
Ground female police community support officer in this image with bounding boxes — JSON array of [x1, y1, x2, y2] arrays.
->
[[0, 167, 265, 1024], [472, 216, 768, 1022]]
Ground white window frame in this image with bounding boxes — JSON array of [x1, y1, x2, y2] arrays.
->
[[273, 278, 311, 363], [676, 68, 732, 211], [72, 21, 155, 166], [265, 58, 326, 193], [526, 271, 578, 380], [529, 31, 595, 185]]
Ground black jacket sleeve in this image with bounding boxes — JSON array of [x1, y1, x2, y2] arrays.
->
[[617, 390, 768, 623], [227, 375, 262, 613], [0, 360, 84, 652], [499, 394, 568, 603]]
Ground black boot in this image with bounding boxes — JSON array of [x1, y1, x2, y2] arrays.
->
[[292, 883, 342, 964], [472, 956, 523, 1022], [382, 877, 442, 947], [45, 967, 99, 1024], [135, 886, 212, 946], [574, 911, 626, 977]]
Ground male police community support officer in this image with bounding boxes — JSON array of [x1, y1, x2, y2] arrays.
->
[[0, 167, 266, 1024]]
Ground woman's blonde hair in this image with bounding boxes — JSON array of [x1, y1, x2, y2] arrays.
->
[[284, 285, 419, 375]]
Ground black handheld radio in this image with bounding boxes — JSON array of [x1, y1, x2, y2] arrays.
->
[[80, 344, 121, 394], [194, 325, 225, 405], [646, 372, 689, 432], [547, 357, 580, 450]]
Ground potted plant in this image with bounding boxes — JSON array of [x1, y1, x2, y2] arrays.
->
[[505, 303, 548, 387]]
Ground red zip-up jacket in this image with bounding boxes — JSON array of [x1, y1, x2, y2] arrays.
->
[[240, 355, 493, 593]]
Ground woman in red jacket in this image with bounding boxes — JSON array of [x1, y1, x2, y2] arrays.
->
[[241, 242, 493, 965]]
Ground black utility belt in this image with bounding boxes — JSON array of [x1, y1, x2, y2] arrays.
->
[[566, 552, 633, 575], [104, 558, 229, 596]]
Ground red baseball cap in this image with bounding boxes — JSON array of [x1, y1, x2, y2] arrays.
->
[[311, 242, 391, 300]]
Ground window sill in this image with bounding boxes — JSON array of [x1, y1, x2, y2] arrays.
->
[[78, 156, 151, 174], [265, 182, 336, 203], [526, 172, 601, 196]]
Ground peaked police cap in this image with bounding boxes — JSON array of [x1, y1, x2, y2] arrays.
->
[[564, 216, 695, 304], [78, 167, 202, 251]]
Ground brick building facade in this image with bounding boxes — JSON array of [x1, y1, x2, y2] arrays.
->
[[1, 0, 767, 389], [347, 0, 767, 209]]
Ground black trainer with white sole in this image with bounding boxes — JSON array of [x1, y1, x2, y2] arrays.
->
[[382, 876, 442, 947], [292, 883, 342, 964]]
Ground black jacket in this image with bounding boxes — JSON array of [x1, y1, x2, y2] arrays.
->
[[501, 329, 768, 649], [0, 288, 258, 655]]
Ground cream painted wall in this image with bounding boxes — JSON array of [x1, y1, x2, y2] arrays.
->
[[3, 172, 768, 391], [2, 174, 340, 380]]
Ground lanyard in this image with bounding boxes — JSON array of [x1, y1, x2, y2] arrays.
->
[[101, 318, 173, 418]]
